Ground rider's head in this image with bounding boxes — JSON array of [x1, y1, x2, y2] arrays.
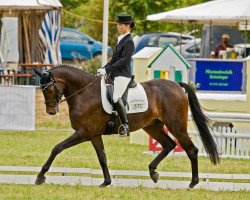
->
[[116, 14, 135, 35]]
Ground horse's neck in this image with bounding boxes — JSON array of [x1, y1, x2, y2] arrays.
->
[[53, 68, 96, 96]]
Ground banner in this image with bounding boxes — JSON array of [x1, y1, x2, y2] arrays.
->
[[195, 60, 244, 91]]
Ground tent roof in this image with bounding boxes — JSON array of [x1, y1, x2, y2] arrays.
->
[[0, 0, 62, 10], [146, 0, 250, 25]]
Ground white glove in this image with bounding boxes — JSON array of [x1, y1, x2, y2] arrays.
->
[[97, 68, 106, 76]]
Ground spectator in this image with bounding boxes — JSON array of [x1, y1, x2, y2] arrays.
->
[[214, 34, 234, 58]]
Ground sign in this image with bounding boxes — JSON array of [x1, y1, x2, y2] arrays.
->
[[0, 85, 35, 130], [238, 21, 250, 31], [195, 60, 244, 91], [149, 137, 163, 151], [148, 127, 184, 153]]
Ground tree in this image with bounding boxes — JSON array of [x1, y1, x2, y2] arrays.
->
[[109, 0, 211, 35], [60, 0, 89, 10], [61, 0, 211, 47]]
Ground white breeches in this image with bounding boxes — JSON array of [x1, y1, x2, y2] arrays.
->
[[113, 76, 131, 103]]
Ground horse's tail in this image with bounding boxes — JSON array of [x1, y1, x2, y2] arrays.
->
[[178, 82, 220, 165]]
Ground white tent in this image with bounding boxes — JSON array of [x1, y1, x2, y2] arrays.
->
[[147, 0, 250, 25], [0, 17, 19, 63], [0, 0, 62, 10], [0, 0, 63, 64]]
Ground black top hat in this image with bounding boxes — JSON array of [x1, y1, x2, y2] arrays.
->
[[116, 14, 135, 29]]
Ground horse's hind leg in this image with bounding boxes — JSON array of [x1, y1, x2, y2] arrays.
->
[[143, 120, 176, 183], [35, 130, 87, 185], [169, 128, 199, 188]]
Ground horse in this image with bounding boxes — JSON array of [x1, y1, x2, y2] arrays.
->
[[33, 65, 220, 188]]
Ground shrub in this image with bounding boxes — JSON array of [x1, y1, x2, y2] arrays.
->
[[188, 81, 201, 92], [80, 56, 102, 75]]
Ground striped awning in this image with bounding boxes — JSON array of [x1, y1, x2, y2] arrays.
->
[[39, 10, 62, 65]]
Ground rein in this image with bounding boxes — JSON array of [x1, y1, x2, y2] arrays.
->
[[41, 77, 98, 105], [59, 79, 97, 103]]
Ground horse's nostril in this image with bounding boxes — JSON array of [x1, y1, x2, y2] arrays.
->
[[48, 111, 56, 115]]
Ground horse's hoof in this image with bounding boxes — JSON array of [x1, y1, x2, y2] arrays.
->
[[189, 179, 199, 188], [99, 181, 111, 187], [35, 175, 46, 185], [150, 172, 159, 183]]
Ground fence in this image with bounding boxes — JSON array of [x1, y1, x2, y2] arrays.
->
[[189, 114, 250, 159], [189, 127, 250, 159], [0, 166, 249, 191], [149, 126, 250, 159]]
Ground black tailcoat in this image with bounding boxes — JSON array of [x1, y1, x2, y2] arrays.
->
[[104, 34, 134, 78]]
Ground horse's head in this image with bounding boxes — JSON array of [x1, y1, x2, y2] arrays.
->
[[34, 68, 62, 115]]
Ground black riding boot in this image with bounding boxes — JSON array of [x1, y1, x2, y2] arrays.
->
[[116, 98, 129, 136]]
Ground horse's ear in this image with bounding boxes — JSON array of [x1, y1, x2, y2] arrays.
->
[[33, 68, 42, 77], [44, 70, 53, 79]]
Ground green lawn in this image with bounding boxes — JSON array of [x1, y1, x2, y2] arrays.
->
[[0, 130, 249, 199], [0, 184, 249, 200], [0, 130, 249, 174]]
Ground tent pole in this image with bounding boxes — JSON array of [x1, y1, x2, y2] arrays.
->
[[194, 21, 197, 57], [180, 20, 183, 53], [18, 11, 24, 64], [102, 0, 109, 67], [31, 11, 36, 62], [245, 20, 247, 58], [209, 20, 212, 57]]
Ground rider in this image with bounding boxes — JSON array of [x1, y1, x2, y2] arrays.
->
[[97, 14, 135, 136]]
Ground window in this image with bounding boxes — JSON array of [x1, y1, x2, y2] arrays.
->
[[61, 30, 84, 43], [158, 36, 178, 48], [147, 36, 158, 47], [80, 35, 90, 44], [186, 43, 201, 54]]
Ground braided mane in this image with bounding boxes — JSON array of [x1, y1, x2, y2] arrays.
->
[[49, 64, 97, 80], [49, 64, 98, 77]]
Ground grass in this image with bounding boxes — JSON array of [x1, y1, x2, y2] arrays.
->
[[35, 89, 71, 129], [0, 89, 249, 199], [0, 184, 249, 200], [0, 130, 249, 175]]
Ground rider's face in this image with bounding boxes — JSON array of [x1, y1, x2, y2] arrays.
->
[[222, 37, 229, 45], [117, 23, 130, 35]]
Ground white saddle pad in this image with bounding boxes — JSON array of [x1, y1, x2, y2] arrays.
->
[[101, 77, 148, 114]]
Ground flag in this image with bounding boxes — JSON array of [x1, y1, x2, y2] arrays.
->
[[39, 10, 62, 65]]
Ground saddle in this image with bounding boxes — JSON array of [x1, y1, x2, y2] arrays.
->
[[100, 76, 148, 115], [101, 75, 148, 134], [105, 75, 137, 108]]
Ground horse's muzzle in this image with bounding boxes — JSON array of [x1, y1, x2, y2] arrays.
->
[[47, 106, 59, 115], [48, 111, 57, 115]]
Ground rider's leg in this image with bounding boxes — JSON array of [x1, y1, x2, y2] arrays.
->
[[113, 76, 131, 136], [115, 98, 129, 136]]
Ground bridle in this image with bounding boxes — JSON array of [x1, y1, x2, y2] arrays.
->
[[40, 76, 98, 106], [40, 79, 62, 106]]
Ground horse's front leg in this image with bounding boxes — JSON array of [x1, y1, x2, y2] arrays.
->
[[35, 130, 87, 185], [91, 136, 111, 187]]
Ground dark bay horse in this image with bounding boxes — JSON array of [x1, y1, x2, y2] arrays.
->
[[34, 65, 219, 188]]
